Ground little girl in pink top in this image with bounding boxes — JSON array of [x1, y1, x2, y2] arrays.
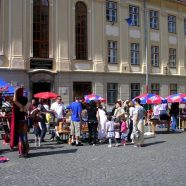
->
[[120, 118, 128, 146]]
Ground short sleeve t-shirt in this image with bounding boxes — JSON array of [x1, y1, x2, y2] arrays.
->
[[51, 102, 65, 119], [66, 102, 82, 122]]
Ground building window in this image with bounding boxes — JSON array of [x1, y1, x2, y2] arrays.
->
[[0, 0, 1, 43], [108, 41, 117, 64], [131, 83, 140, 99], [151, 83, 160, 95], [150, 10, 159, 30], [168, 15, 176, 33], [169, 48, 176, 68], [131, 43, 139, 65], [75, 2, 87, 60], [129, 5, 139, 26], [106, 1, 117, 23], [33, 0, 49, 58], [107, 83, 118, 104], [170, 84, 177, 95], [184, 18, 186, 35], [151, 46, 159, 67]]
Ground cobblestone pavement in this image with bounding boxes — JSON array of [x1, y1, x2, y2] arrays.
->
[[0, 129, 186, 186]]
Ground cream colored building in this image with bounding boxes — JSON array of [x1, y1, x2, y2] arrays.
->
[[1, 0, 186, 108]]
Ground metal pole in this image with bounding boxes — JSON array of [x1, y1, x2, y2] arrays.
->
[[144, 0, 148, 93]]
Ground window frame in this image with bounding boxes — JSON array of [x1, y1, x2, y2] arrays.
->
[[33, 0, 49, 58], [108, 40, 117, 64], [131, 83, 140, 99], [107, 83, 118, 104], [151, 83, 160, 95], [75, 1, 88, 60], [151, 46, 159, 67], [170, 84, 177, 95], [184, 18, 186, 35], [106, 1, 117, 23], [129, 5, 140, 26], [169, 48, 176, 68], [168, 15, 176, 33], [150, 10, 159, 30], [131, 43, 140, 65]]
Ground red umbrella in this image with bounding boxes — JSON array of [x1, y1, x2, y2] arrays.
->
[[34, 92, 59, 99]]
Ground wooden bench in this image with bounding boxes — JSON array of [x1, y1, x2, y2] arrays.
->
[[57, 122, 70, 141]]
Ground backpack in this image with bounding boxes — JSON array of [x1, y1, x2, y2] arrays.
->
[[131, 128, 140, 140]]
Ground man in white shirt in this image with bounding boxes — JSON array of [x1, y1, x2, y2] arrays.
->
[[51, 97, 65, 119], [50, 96, 66, 142]]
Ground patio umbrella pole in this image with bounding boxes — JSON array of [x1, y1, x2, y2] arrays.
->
[[179, 104, 181, 129]]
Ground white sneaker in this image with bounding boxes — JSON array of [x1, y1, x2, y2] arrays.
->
[[108, 144, 112, 148], [115, 143, 120, 147]]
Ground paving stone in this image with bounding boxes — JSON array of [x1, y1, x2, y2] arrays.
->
[[0, 129, 186, 186]]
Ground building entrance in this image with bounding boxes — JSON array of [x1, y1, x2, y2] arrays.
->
[[73, 82, 92, 99], [32, 82, 51, 95]]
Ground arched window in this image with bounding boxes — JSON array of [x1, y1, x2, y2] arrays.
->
[[33, 0, 49, 58], [75, 2, 87, 60]]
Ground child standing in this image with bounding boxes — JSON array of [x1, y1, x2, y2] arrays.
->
[[120, 118, 128, 146], [32, 109, 42, 147], [106, 115, 115, 148]]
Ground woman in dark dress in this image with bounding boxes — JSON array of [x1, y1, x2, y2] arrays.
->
[[86, 100, 99, 146], [10, 87, 29, 157]]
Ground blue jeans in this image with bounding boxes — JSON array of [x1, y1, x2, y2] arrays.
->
[[171, 115, 177, 131], [41, 122, 47, 141]]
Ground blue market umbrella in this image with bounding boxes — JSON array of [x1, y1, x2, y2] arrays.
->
[[0, 79, 14, 94], [0, 79, 27, 96]]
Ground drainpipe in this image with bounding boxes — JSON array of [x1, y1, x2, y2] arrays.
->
[[144, 0, 148, 93]]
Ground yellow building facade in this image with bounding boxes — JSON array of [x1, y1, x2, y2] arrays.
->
[[0, 0, 186, 107]]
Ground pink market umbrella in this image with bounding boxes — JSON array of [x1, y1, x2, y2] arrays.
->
[[166, 93, 186, 103], [133, 93, 164, 105], [166, 93, 186, 129], [84, 94, 106, 103], [133, 93, 165, 136]]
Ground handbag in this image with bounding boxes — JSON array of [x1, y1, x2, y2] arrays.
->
[[131, 128, 140, 140]]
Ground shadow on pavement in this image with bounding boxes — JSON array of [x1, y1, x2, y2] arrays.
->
[[143, 140, 166, 147], [0, 148, 11, 155], [29, 145, 64, 150], [29, 149, 78, 158], [155, 131, 182, 134]]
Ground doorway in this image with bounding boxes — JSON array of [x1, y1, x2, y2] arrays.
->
[[73, 82, 92, 99], [32, 82, 51, 95]]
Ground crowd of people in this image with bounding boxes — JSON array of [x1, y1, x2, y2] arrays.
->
[[1, 88, 186, 158]]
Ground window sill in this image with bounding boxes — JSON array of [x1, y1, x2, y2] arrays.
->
[[150, 28, 159, 31], [108, 63, 118, 65], [131, 64, 140, 66]]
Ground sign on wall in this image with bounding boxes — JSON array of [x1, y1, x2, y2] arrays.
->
[[30, 59, 53, 69]]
